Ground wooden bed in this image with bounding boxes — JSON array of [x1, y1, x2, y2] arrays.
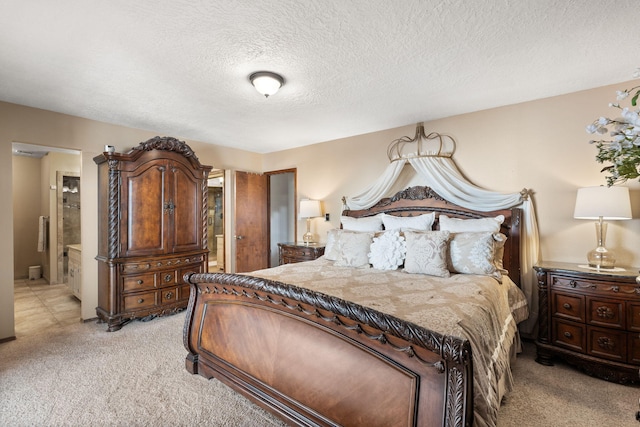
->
[[183, 186, 523, 427]]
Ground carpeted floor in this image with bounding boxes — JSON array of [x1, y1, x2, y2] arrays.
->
[[1, 312, 638, 426]]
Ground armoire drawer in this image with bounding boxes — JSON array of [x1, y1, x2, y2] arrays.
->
[[123, 291, 157, 311]]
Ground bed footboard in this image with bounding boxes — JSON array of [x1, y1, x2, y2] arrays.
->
[[183, 273, 473, 427]]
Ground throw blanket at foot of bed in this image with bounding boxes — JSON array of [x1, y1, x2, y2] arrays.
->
[[183, 272, 473, 427]]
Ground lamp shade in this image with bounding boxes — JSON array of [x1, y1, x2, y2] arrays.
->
[[249, 71, 284, 97], [299, 199, 322, 218], [574, 186, 632, 220]]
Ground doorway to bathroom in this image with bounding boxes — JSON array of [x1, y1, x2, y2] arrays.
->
[[207, 170, 225, 272], [57, 171, 81, 284]]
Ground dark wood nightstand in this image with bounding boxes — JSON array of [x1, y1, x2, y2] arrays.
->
[[278, 242, 325, 265], [534, 261, 640, 384]]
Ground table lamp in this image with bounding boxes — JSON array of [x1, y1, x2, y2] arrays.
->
[[574, 186, 632, 269]]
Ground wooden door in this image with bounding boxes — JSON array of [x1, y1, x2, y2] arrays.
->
[[234, 171, 268, 273]]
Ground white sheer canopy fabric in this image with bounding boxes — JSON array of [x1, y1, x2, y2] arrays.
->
[[345, 156, 540, 335]]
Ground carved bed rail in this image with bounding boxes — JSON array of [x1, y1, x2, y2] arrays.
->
[[183, 272, 473, 427]]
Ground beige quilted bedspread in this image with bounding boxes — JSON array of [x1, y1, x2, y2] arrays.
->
[[249, 257, 529, 427]]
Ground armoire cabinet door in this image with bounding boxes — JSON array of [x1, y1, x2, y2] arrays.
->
[[120, 160, 168, 257], [169, 163, 202, 253]]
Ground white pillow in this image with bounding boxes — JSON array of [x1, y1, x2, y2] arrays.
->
[[447, 232, 503, 281], [333, 231, 374, 268], [368, 230, 406, 270], [341, 214, 383, 232], [403, 231, 451, 278], [324, 228, 341, 260], [382, 212, 435, 231], [439, 214, 504, 233]]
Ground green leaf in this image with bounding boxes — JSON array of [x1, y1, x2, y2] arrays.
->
[[632, 91, 639, 106]]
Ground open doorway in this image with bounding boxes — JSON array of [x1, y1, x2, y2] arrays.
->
[[207, 170, 224, 272], [268, 170, 296, 267]]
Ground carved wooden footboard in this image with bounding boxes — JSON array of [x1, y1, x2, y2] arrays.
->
[[183, 272, 473, 427]]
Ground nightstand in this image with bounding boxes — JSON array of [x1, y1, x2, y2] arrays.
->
[[534, 261, 640, 384], [278, 242, 325, 265]]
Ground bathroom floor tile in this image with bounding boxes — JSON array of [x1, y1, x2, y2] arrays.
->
[[13, 279, 80, 338]]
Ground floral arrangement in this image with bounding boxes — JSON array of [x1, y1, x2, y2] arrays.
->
[[586, 68, 640, 186]]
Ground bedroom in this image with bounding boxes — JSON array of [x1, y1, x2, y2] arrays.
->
[[2, 1, 640, 425]]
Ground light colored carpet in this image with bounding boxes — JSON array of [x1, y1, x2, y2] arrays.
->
[[0, 312, 638, 426]]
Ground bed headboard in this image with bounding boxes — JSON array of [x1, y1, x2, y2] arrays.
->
[[342, 186, 522, 287]]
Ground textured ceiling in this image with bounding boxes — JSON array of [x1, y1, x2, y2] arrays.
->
[[1, 1, 639, 154]]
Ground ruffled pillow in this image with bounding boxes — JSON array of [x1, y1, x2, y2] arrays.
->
[[381, 212, 435, 231], [403, 230, 451, 277], [368, 230, 406, 270]]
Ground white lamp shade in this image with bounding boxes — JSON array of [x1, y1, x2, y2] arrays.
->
[[574, 186, 632, 220], [299, 199, 322, 218]]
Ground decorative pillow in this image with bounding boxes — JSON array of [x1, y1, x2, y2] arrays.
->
[[493, 233, 507, 271], [324, 228, 341, 260], [382, 212, 435, 231], [439, 214, 505, 233], [403, 231, 451, 277], [341, 214, 383, 232], [368, 230, 407, 270], [447, 232, 503, 280], [334, 231, 374, 268]]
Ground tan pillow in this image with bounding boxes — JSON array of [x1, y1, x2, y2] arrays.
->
[[333, 231, 374, 268], [447, 232, 503, 281], [403, 231, 451, 277]]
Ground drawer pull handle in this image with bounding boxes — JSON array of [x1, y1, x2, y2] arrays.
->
[[597, 336, 615, 350], [569, 280, 577, 288], [596, 306, 614, 319], [165, 292, 173, 300], [164, 274, 173, 282], [612, 286, 619, 292], [137, 280, 143, 285], [564, 331, 572, 338], [137, 298, 144, 304], [563, 303, 571, 309]]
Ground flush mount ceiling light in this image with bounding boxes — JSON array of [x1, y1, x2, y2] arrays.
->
[[249, 71, 284, 98]]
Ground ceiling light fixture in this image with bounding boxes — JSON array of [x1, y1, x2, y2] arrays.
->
[[249, 71, 284, 98]]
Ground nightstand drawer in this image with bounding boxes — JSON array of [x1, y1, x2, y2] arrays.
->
[[552, 291, 584, 322], [628, 303, 640, 331], [278, 243, 325, 265], [587, 297, 624, 329], [552, 319, 585, 352], [628, 334, 640, 364], [587, 326, 626, 362]]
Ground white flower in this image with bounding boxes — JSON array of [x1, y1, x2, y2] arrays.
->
[[617, 90, 629, 100]]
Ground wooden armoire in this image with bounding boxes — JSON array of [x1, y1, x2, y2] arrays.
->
[[94, 137, 212, 331]]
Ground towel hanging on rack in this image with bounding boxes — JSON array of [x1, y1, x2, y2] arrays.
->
[[37, 216, 47, 252]]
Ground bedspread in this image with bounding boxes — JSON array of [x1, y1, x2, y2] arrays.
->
[[249, 257, 529, 427]]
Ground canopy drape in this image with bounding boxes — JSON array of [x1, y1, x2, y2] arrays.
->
[[345, 156, 540, 335]]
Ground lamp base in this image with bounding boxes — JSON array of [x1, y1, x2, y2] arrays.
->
[[587, 246, 616, 269], [303, 232, 314, 244]]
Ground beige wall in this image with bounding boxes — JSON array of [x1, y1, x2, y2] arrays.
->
[[3, 79, 640, 341], [12, 156, 42, 279], [264, 80, 640, 269], [0, 101, 261, 340]]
